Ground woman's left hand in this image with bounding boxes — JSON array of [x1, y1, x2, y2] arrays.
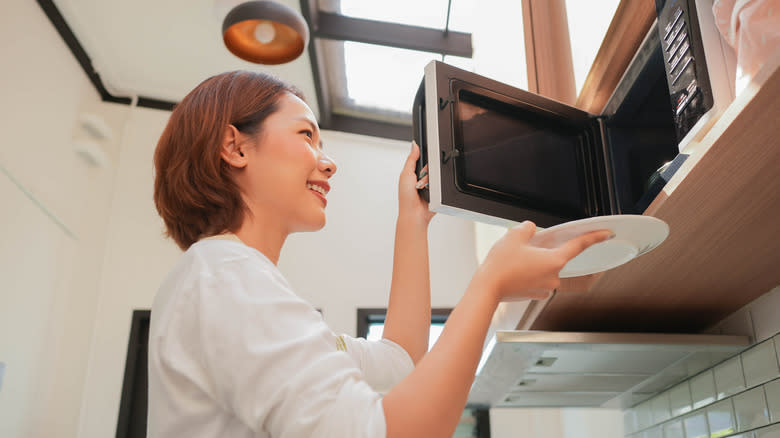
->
[[398, 141, 435, 227]]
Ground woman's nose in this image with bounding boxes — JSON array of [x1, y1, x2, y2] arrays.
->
[[318, 152, 337, 177]]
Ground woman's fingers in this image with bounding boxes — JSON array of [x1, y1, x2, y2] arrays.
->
[[507, 221, 537, 243], [415, 164, 429, 189], [557, 229, 613, 260], [404, 141, 421, 173]]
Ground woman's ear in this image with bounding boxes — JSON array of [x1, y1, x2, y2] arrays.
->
[[220, 124, 248, 168]]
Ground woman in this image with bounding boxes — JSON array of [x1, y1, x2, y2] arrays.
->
[[150, 71, 610, 438]]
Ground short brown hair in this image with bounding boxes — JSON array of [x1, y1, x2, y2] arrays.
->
[[153, 71, 305, 250]]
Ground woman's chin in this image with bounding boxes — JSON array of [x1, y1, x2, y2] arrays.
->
[[294, 214, 327, 233]]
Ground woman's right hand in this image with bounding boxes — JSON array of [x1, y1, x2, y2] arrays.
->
[[474, 221, 613, 301]]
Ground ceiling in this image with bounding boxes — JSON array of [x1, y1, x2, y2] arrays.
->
[[50, 0, 321, 116], [43, 0, 617, 140]]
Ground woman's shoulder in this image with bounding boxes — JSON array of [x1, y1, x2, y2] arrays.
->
[[152, 240, 293, 332], [188, 239, 271, 266], [184, 239, 293, 293]]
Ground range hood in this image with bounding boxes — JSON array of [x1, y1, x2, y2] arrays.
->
[[468, 331, 749, 408]]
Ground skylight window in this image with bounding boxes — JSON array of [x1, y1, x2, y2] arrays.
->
[[565, 0, 621, 95], [320, 0, 527, 130], [305, 0, 528, 139], [342, 42, 441, 118], [338, 0, 451, 29]]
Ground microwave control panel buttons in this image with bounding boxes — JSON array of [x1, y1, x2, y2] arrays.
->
[[663, 7, 684, 43], [675, 80, 699, 116], [657, 0, 715, 143], [668, 30, 689, 63]]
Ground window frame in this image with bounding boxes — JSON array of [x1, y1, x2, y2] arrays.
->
[[301, 0, 473, 141], [356, 307, 452, 340], [116, 309, 151, 438], [355, 307, 492, 437]]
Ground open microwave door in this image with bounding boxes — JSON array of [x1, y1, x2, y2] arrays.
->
[[413, 61, 613, 228]]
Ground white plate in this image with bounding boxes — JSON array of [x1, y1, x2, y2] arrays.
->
[[529, 215, 669, 278]]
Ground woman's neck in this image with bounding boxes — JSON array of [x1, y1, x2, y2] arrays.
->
[[234, 216, 288, 265]]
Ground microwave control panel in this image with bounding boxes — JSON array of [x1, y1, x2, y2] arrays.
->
[[656, 0, 715, 142]]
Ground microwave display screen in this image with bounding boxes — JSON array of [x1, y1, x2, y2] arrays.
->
[[453, 89, 590, 218]]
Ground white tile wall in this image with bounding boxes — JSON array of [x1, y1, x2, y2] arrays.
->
[[624, 287, 779, 438], [692, 370, 718, 409], [715, 357, 747, 399], [707, 399, 736, 437], [734, 387, 771, 432], [663, 419, 685, 438], [749, 288, 780, 342], [754, 422, 780, 437], [645, 425, 662, 438], [708, 287, 780, 344], [742, 340, 780, 388], [716, 309, 756, 339], [766, 379, 780, 423], [775, 335, 780, 369], [670, 381, 693, 417], [637, 400, 654, 430], [624, 332, 779, 438], [625, 408, 638, 434], [684, 411, 710, 438], [651, 392, 672, 424]]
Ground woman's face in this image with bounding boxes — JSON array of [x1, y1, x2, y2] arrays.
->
[[238, 92, 337, 234]]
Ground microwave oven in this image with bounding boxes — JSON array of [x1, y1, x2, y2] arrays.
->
[[412, 2, 736, 228]]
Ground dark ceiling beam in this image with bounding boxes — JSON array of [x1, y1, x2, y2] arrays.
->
[[313, 12, 473, 58], [36, 0, 176, 111], [329, 114, 411, 142], [300, 0, 330, 128]]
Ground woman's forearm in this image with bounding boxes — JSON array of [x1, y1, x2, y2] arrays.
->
[[382, 215, 432, 364], [381, 222, 612, 438], [383, 272, 499, 438]]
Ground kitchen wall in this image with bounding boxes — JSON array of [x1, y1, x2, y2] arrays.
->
[[491, 407, 623, 438], [0, 0, 128, 436], [624, 287, 780, 438]]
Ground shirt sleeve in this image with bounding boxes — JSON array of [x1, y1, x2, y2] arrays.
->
[[179, 255, 389, 438], [337, 335, 415, 393]]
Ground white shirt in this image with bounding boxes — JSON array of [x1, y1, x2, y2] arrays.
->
[[147, 238, 414, 438]]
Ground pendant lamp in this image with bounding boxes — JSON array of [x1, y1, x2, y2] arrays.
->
[[222, 1, 309, 65]]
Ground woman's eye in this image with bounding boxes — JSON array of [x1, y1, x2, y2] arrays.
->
[[301, 130, 313, 139]]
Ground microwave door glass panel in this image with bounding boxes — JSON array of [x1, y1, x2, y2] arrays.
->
[[454, 89, 590, 219]]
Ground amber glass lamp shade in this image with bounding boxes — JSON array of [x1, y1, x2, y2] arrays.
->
[[222, 1, 309, 65]]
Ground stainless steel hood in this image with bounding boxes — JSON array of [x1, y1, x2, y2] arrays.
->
[[468, 331, 749, 408]]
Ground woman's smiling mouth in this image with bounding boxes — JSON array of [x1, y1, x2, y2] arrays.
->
[[307, 181, 329, 206]]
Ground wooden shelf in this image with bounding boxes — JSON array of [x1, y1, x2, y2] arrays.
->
[[530, 57, 780, 333]]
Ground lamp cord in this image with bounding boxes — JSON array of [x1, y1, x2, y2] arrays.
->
[[444, 0, 453, 35]]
